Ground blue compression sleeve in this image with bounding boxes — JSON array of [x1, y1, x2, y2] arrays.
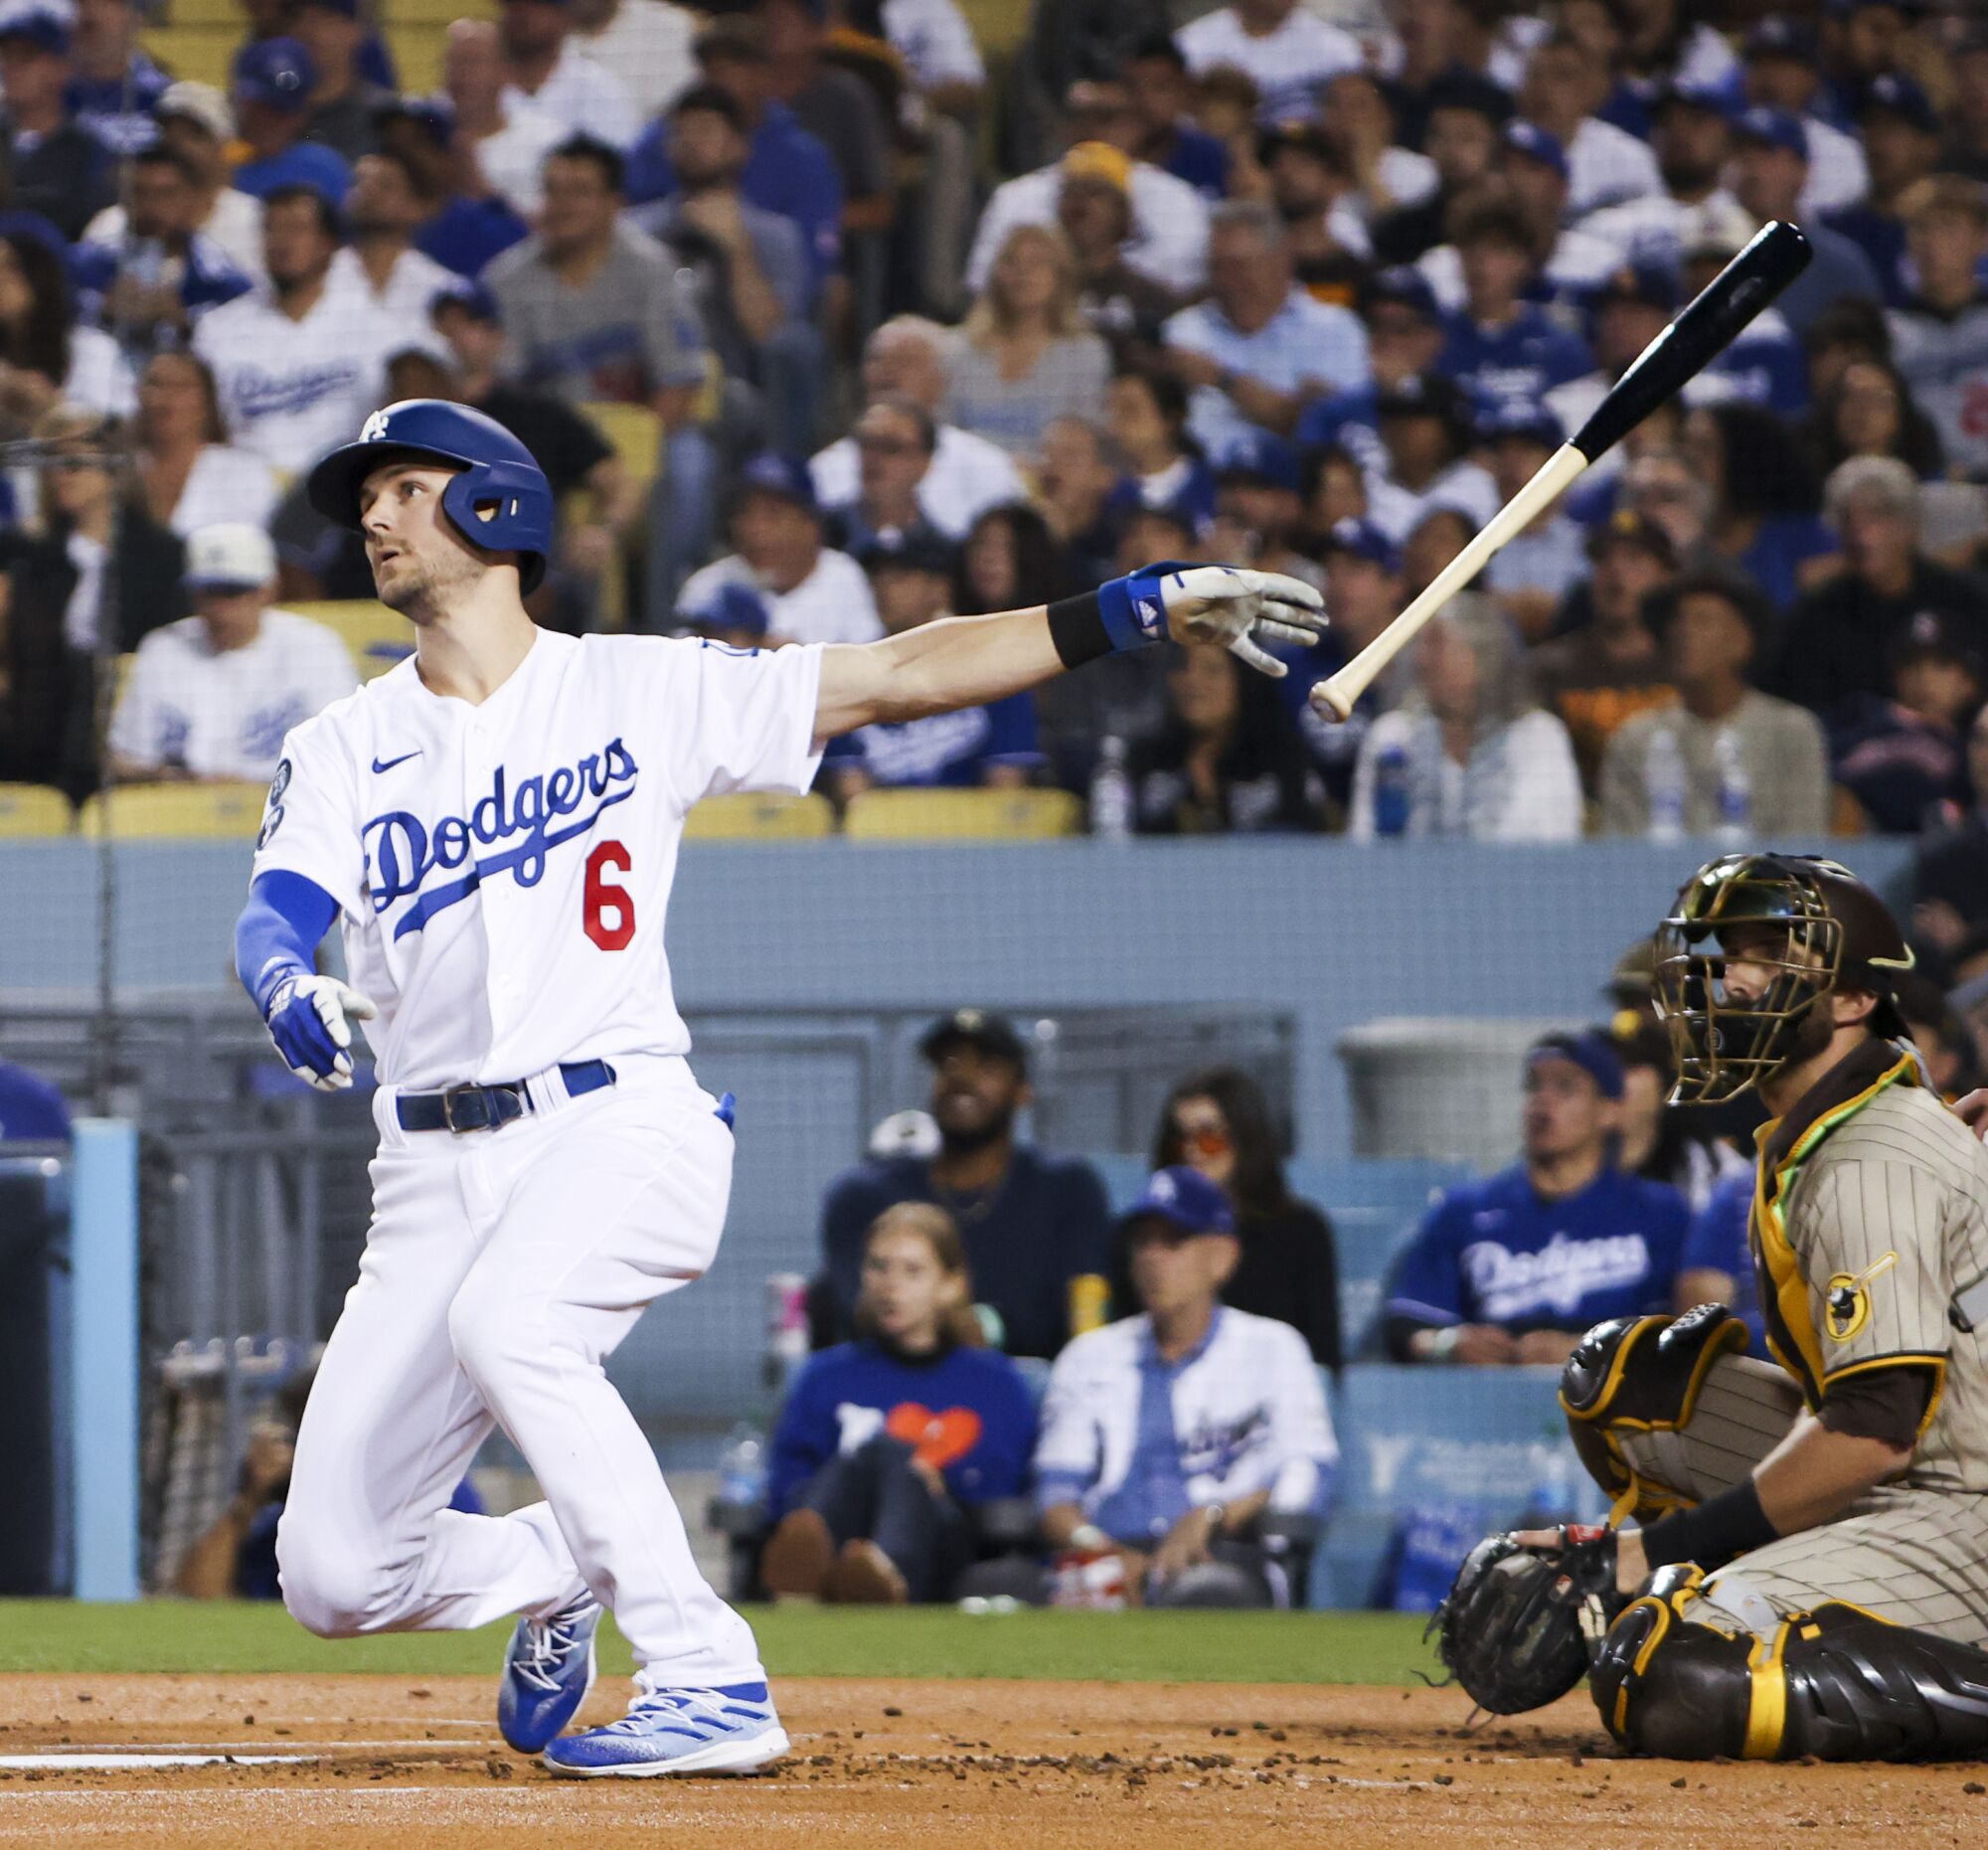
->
[[235, 870, 340, 1016]]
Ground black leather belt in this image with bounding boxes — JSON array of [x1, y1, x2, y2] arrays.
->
[[396, 1059, 616, 1132]]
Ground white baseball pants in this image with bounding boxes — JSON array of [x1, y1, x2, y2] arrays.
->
[[275, 1055, 765, 1687]]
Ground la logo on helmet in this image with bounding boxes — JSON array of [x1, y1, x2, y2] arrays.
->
[[361, 411, 393, 443]]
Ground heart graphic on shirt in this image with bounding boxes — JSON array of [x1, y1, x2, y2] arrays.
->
[[886, 1403, 983, 1468]]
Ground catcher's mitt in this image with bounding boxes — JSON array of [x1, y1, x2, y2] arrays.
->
[[1428, 1525, 1628, 1715]]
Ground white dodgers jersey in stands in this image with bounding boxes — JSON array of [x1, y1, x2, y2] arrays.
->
[[250, 631, 825, 1091]]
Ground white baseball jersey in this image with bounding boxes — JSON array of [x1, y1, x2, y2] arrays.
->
[[250, 630, 825, 1092], [1034, 1306, 1338, 1536], [193, 279, 435, 476], [110, 607, 358, 781]]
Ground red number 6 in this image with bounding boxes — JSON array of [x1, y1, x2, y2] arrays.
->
[[582, 841, 635, 950]]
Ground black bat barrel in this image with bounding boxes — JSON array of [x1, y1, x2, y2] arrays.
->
[[1572, 220, 1812, 465]]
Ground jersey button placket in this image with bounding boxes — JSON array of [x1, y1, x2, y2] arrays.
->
[[461, 716, 512, 1071]]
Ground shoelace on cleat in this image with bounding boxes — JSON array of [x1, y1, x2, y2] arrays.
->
[[595, 1687, 770, 1741], [511, 1605, 593, 1695]]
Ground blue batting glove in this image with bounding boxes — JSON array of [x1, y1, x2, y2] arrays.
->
[[261, 970, 379, 1093], [1096, 563, 1328, 676]]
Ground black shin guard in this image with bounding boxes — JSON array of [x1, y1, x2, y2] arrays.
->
[[1594, 1586, 1988, 1762]]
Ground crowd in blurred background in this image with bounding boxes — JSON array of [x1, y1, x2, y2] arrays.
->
[[0, 0, 1976, 852]]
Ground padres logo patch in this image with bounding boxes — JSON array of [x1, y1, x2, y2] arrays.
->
[[1824, 1252, 1899, 1344]]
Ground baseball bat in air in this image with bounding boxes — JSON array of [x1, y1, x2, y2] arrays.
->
[[1308, 218, 1812, 723]]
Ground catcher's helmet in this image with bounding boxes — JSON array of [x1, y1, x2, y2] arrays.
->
[[305, 400, 554, 594], [1652, 852, 1914, 1104]]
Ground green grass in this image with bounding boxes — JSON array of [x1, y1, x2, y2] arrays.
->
[[0, 1600, 1436, 1686]]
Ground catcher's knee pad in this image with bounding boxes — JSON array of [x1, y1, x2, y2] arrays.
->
[[1560, 1304, 1745, 1521], [1594, 1586, 1988, 1762]]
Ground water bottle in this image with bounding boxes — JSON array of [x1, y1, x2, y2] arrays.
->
[[1089, 735, 1133, 840], [715, 1423, 767, 1518], [1644, 725, 1687, 842], [1713, 726, 1750, 845], [1373, 742, 1411, 837]]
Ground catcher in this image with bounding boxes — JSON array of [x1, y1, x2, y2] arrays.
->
[[1435, 852, 1988, 1761]]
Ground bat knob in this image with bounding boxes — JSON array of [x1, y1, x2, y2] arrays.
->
[[1309, 678, 1354, 724]]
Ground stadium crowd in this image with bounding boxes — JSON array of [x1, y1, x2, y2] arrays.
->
[[1, 0, 1988, 1607]]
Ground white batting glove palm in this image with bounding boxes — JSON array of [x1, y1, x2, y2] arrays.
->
[[262, 972, 379, 1093], [1151, 565, 1329, 677]]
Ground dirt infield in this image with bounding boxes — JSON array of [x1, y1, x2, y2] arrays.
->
[[0, 1673, 1979, 1847]]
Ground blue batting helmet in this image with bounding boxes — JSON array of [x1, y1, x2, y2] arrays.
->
[[305, 400, 554, 594]]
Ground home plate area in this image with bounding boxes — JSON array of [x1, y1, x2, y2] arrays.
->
[[0, 1674, 1980, 1848]]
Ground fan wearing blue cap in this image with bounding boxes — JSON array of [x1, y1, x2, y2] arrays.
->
[[1739, 15, 1870, 217], [1033, 1166, 1337, 1608], [0, 2, 114, 240], [823, 529, 1045, 795], [1578, 85, 1751, 278], [1294, 267, 1443, 477], [1728, 107, 1885, 337], [1385, 1033, 1689, 1367], [289, 0, 395, 163], [230, 38, 353, 206], [1823, 74, 1948, 308], [676, 450, 883, 647]]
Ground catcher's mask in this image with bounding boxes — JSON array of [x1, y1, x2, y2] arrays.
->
[[1653, 853, 1914, 1105]]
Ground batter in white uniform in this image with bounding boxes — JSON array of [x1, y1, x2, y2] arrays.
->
[[233, 400, 1324, 1775]]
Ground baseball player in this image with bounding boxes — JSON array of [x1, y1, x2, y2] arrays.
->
[[230, 399, 1323, 1776], [1436, 853, 1988, 1761]]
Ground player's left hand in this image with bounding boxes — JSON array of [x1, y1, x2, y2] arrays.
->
[[1953, 1089, 1988, 1143], [263, 972, 379, 1092], [1511, 1522, 1647, 1596], [1126, 564, 1329, 677]]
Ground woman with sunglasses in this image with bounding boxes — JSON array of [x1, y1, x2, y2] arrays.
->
[[1113, 1068, 1341, 1370]]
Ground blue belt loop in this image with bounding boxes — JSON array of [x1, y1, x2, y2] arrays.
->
[[715, 1091, 737, 1128]]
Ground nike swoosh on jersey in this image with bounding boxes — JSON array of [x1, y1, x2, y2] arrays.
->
[[372, 750, 422, 773]]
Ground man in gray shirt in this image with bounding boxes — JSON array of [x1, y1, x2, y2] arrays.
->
[[1600, 569, 1830, 840], [486, 133, 718, 615], [632, 83, 822, 456]]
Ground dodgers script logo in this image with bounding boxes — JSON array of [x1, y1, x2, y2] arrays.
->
[[364, 739, 638, 938]]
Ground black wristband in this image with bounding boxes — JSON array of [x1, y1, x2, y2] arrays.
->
[[1639, 1476, 1777, 1572], [1047, 590, 1110, 669]]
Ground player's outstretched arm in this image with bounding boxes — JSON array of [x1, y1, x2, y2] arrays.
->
[[235, 870, 378, 1093], [812, 563, 1326, 740]]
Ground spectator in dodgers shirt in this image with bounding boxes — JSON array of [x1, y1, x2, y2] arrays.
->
[[106, 523, 355, 785], [1035, 1167, 1337, 1608], [1385, 1031, 1688, 1366], [192, 186, 412, 476], [823, 531, 1038, 798]]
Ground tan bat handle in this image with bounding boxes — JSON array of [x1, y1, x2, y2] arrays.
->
[[1310, 443, 1592, 722]]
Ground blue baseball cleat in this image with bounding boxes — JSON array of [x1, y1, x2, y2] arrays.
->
[[498, 1593, 602, 1754], [541, 1680, 789, 1777]]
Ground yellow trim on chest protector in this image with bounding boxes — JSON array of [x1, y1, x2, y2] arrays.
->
[[1751, 1052, 1918, 1406]]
